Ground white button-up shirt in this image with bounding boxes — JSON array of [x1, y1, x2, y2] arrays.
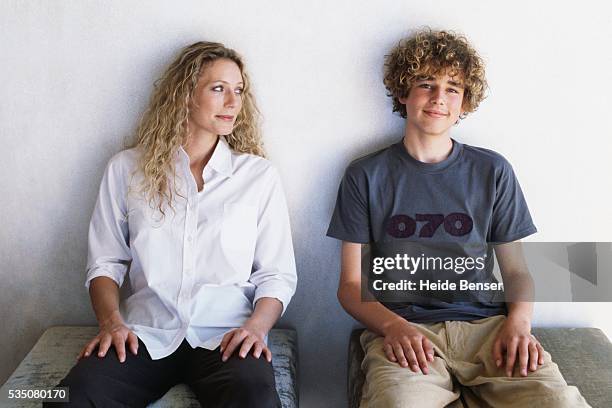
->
[[85, 137, 297, 360]]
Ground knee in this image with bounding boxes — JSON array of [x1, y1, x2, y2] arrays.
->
[[223, 356, 279, 405], [227, 360, 276, 394], [190, 355, 280, 407]]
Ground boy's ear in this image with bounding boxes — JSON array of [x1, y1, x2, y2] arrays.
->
[[460, 100, 468, 116], [458, 105, 468, 121], [399, 96, 408, 105]]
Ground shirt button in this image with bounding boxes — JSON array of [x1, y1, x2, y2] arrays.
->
[[187, 236, 193, 242]]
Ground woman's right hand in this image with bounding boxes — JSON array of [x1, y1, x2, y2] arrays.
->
[[77, 312, 138, 363]]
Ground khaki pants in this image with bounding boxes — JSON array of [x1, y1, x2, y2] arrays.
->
[[360, 315, 590, 408]]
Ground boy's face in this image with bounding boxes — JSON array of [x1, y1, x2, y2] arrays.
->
[[399, 71, 465, 138]]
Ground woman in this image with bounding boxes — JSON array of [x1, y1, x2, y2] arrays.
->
[[47, 42, 297, 407]]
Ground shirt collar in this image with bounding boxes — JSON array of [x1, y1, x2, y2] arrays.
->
[[178, 136, 234, 178], [207, 136, 234, 177]]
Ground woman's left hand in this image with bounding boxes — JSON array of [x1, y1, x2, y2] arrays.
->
[[220, 325, 271, 362]]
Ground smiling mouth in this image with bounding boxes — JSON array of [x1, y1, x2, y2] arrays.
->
[[424, 110, 448, 118], [216, 115, 234, 121]]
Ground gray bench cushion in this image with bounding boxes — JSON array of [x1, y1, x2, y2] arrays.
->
[[348, 327, 612, 408], [1, 326, 298, 407]]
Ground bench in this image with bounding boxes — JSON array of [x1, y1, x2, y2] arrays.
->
[[1, 326, 298, 407], [348, 327, 612, 408]]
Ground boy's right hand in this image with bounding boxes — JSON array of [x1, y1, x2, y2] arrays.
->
[[77, 313, 138, 363], [381, 318, 434, 374]]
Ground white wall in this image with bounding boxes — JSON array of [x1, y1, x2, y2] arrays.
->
[[1, 1, 611, 406]]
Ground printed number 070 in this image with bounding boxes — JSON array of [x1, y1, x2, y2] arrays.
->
[[386, 213, 473, 238]]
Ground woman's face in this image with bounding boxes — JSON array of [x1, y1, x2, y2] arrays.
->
[[188, 58, 244, 138]]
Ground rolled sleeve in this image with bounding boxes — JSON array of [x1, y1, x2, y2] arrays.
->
[[249, 166, 297, 315], [85, 154, 132, 289]]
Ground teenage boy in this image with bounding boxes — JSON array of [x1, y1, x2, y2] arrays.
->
[[327, 29, 590, 407]]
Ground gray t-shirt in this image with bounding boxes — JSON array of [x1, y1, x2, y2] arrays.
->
[[327, 139, 537, 323]]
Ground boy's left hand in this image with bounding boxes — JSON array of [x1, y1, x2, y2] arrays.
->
[[492, 317, 544, 377]]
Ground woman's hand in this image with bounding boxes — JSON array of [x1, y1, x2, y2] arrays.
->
[[77, 312, 138, 363], [382, 318, 434, 374], [219, 297, 282, 363], [219, 325, 271, 363], [493, 316, 544, 377]]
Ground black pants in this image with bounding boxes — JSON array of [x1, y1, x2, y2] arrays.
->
[[43, 338, 281, 408]]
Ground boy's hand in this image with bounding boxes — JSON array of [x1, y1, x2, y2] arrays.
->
[[381, 318, 434, 374], [493, 316, 544, 377]]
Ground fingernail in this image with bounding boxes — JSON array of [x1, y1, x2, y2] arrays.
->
[[496, 359, 501, 367]]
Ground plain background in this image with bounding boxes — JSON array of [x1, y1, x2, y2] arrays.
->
[[2, 1, 611, 406]]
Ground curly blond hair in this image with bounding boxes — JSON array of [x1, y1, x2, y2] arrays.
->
[[384, 28, 488, 118], [131, 41, 263, 215]]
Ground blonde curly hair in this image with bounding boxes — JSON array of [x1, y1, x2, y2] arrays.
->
[[131, 41, 263, 215], [384, 28, 488, 119]]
